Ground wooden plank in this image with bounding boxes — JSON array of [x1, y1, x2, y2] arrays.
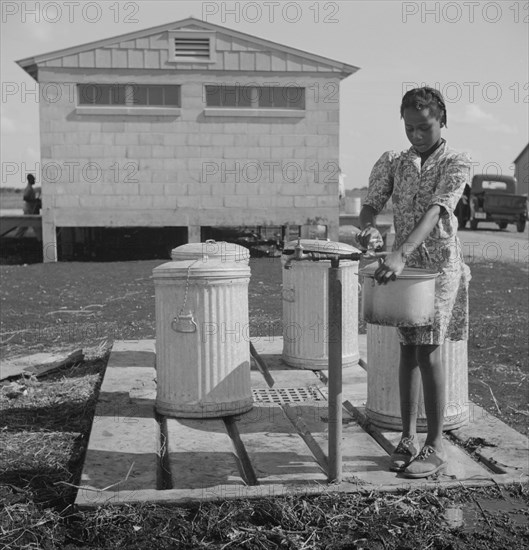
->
[[224, 417, 258, 485], [76, 474, 514, 508], [0, 214, 42, 238], [1, 349, 83, 381], [249, 341, 275, 387], [281, 403, 328, 473]]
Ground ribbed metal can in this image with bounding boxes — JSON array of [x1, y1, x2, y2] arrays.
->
[[365, 325, 469, 431], [153, 259, 252, 418], [281, 240, 360, 369]]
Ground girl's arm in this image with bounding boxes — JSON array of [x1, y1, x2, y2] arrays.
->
[[359, 205, 377, 229], [357, 205, 384, 249], [374, 204, 442, 283]]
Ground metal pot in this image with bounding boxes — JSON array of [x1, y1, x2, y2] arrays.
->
[[359, 263, 439, 327]]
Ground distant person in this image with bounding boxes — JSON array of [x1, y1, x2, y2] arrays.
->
[[22, 174, 41, 214], [14, 174, 41, 238], [357, 87, 471, 479]]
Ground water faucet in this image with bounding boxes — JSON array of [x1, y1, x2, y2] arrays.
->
[[283, 238, 310, 269], [283, 237, 387, 269]]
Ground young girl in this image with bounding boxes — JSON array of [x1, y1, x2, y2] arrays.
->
[[357, 87, 471, 478]]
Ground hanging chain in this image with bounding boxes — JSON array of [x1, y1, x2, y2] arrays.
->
[[177, 259, 200, 316], [171, 259, 201, 333]]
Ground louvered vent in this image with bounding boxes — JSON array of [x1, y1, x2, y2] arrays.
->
[[174, 37, 210, 58]]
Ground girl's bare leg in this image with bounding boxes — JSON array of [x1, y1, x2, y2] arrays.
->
[[389, 344, 421, 471], [416, 344, 444, 453], [399, 344, 421, 438]]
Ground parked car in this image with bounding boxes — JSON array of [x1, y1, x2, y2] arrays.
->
[[455, 174, 527, 232]]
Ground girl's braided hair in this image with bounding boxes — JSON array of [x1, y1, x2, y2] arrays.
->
[[400, 86, 447, 127]]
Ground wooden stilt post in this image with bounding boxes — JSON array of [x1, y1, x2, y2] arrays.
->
[[328, 257, 342, 483]]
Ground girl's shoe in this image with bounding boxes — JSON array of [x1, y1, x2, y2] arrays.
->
[[389, 435, 418, 472], [402, 445, 447, 478]]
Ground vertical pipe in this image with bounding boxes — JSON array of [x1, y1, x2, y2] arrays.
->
[[328, 258, 342, 483]]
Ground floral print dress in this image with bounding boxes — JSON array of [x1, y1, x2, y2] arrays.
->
[[363, 140, 471, 345]]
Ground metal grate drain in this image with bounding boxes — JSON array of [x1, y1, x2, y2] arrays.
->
[[252, 386, 327, 404]]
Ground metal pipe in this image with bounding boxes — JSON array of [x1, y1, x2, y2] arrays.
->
[[283, 249, 387, 269], [327, 257, 342, 483]]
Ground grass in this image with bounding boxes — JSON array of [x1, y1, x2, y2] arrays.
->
[[1, 257, 528, 548]]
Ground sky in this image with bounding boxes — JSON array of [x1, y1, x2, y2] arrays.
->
[[1, 0, 528, 189]]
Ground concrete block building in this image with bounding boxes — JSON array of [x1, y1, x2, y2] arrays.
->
[[17, 17, 358, 261]]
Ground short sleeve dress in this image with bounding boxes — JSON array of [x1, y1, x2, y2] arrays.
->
[[363, 140, 471, 346]]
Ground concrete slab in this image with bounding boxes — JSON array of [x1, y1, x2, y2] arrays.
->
[[166, 417, 244, 490], [75, 337, 529, 508], [106, 339, 156, 369], [250, 366, 323, 390], [75, 340, 159, 508], [235, 402, 327, 485], [77, 412, 159, 501], [382, 432, 492, 483], [449, 404, 529, 475], [251, 335, 367, 373]]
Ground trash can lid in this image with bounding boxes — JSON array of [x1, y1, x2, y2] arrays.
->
[[153, 259, 250, 280], [282, 239, 361, 256], [171, 240, 250, 263]]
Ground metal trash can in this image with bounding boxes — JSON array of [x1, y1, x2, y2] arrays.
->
[[281, 239, 361, 369], [153, 245, 252, 418], [366, 325, 469, 431]]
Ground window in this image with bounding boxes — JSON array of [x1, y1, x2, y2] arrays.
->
[[259, 86, 305, 109], [205, 85, 252, 107], [78, 84, 181, 107], [132, 85, 180, 106], [205, 85, 305, 110], [78, 84, 127, 105], [482, 181, 507, 190]]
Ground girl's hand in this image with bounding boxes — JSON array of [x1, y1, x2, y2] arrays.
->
[[374, 250, 406, 284], [356, 226, 384, 250]]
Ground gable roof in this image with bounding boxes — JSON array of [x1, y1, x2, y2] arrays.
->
[[513, 143, 529, 164], [17, 17, 359, 80]]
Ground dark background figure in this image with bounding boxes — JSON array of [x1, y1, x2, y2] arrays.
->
[[14, 174, 42, 238], [22, 174, 41, 214]]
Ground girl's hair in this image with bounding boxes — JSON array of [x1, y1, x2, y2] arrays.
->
[[400, 87, 447, 127]]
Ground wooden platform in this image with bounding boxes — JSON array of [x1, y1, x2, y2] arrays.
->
[[75, 338, 529, 508], [0, 211, 42, 240]]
